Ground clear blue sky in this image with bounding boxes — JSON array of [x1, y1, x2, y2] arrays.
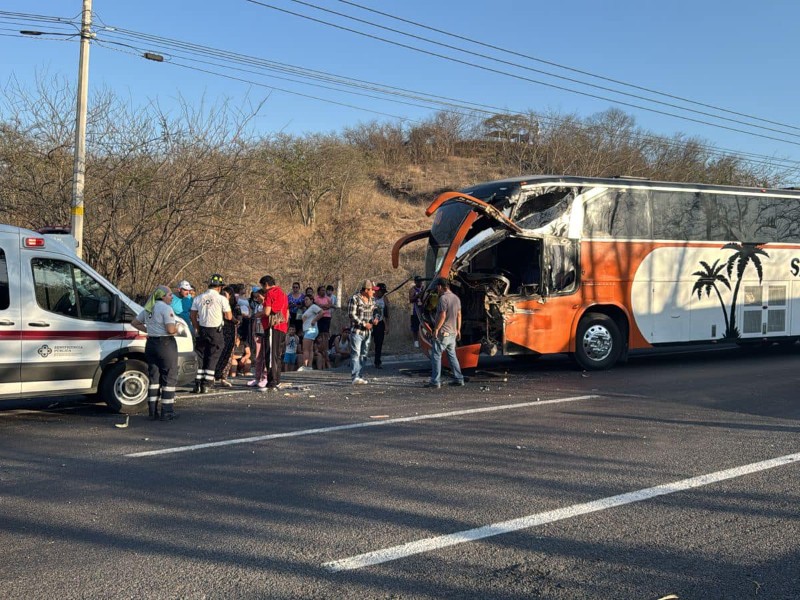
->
[[3, 0, 800, 175]]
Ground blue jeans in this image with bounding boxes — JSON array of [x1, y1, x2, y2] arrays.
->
[[350, 330, 370, 380], [430, 333, 463, 386]]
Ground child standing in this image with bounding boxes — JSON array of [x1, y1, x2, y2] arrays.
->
[[282, 326, 300, 372]]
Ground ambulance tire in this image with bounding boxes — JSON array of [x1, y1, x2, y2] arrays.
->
[[574, 313, 622, 371], [100, 359, 150, 414]]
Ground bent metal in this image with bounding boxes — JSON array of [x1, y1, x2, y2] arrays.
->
[[393, 175, 800, 370]]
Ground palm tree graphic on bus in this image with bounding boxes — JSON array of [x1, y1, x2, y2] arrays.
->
[[692, 242, 769, 339]]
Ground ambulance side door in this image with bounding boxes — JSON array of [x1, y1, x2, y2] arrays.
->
[[0, 240, 21, 395], [20, 255, 123, 395]]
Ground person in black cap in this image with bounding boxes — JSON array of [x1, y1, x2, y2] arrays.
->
[[190, 273, 233, 393], [372, 283, 389, 368]]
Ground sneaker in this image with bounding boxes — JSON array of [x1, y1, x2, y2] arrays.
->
[[246, 379, 259, 387], [257, 380, 268, 389], [296, 366, 308, 372], [424, 382, 441, 389], [449, 379, 465, 387], [352, 377, 369, 385]]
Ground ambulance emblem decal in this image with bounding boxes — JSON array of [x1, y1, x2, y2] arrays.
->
[[37, 345, 52, 358]]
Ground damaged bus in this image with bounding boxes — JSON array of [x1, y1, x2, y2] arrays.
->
[[393, 175, 800, 370]]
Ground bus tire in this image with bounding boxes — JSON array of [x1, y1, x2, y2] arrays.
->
[[575, 313, 622, 371], [99, 359, 149, 414]]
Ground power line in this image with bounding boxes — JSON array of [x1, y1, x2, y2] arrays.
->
[[94, 39, 417, 123], [243, 0, 800, 147], [6, 12, 799, 173], [92, 39, 800, 173], [335, 0, 800, 134], [93, 25, 800, 170]]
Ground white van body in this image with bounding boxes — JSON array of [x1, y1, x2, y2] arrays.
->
[[0, 225, 196, 412]]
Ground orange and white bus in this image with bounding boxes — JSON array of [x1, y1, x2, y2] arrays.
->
[[393, 175, 800, 370]]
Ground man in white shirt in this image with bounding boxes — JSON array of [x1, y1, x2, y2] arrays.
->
[[190, 274, 232, 393]]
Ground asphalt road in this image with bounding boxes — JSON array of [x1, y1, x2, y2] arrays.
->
[[1, 345, 798, 599]]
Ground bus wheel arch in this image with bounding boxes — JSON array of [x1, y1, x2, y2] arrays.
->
[[573, 307, 629, 370]]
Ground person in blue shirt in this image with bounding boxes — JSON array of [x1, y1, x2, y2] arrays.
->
[[171, 280, 195, 336]]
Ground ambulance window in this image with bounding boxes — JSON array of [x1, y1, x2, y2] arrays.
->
[[32, 259, 114, 322], [0, 249, 9, 310]]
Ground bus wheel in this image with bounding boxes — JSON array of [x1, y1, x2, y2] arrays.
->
[[99, 359, 149, 414], [575, 314, 622, 370]]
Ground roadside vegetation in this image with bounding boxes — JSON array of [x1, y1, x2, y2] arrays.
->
[[0, 76, 791, 305]]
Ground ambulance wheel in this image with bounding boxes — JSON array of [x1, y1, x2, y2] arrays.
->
[[574, 313, 622, 371], [100, 359, 149, 414]]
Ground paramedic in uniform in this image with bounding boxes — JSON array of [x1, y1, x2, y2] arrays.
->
[[131, 285, 180, 420], [190, 274, 232, 393]]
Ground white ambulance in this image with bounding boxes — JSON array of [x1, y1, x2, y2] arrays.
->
[[0, 224, 196, 413]]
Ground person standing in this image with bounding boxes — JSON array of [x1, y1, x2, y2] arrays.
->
[[372, 283, 390, 369], [131, 285, 180, 420], [190, 274, 232, 394], [214, 286, 240, 387], [282, 326, 300, 372], [236, 283, 252, 346], [247, 287, 266, 387], [171, 280, 195, 337], [287, 282, 305, 334], [409, 276, 424, 348], [314, 285, 333, 360], [298, 294, 323, 371], [258, 275, 289, 391], [348, 279, 379, 384], [426, 278, 465, 389], [325, 284, 338, 309]]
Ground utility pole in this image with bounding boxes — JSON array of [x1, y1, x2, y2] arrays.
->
[[72, 0, 92, 259]]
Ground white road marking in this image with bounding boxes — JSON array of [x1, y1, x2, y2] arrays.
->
[[125, 394, 599, 458], [323, 451, 800, 572]]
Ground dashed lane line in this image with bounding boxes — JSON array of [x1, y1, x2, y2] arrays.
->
[[322, 451, 800, 572], [125, 394, 600, 458]]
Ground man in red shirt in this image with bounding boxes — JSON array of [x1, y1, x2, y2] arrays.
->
[[257, 275, 289, 391]]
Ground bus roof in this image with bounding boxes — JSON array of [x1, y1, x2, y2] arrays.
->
[[460, 175, 800, 199]]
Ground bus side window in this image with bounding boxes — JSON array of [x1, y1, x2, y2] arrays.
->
[[584, 189, 650, 239]]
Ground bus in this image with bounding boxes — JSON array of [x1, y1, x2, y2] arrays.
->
[[392, 175, 800, 370]]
